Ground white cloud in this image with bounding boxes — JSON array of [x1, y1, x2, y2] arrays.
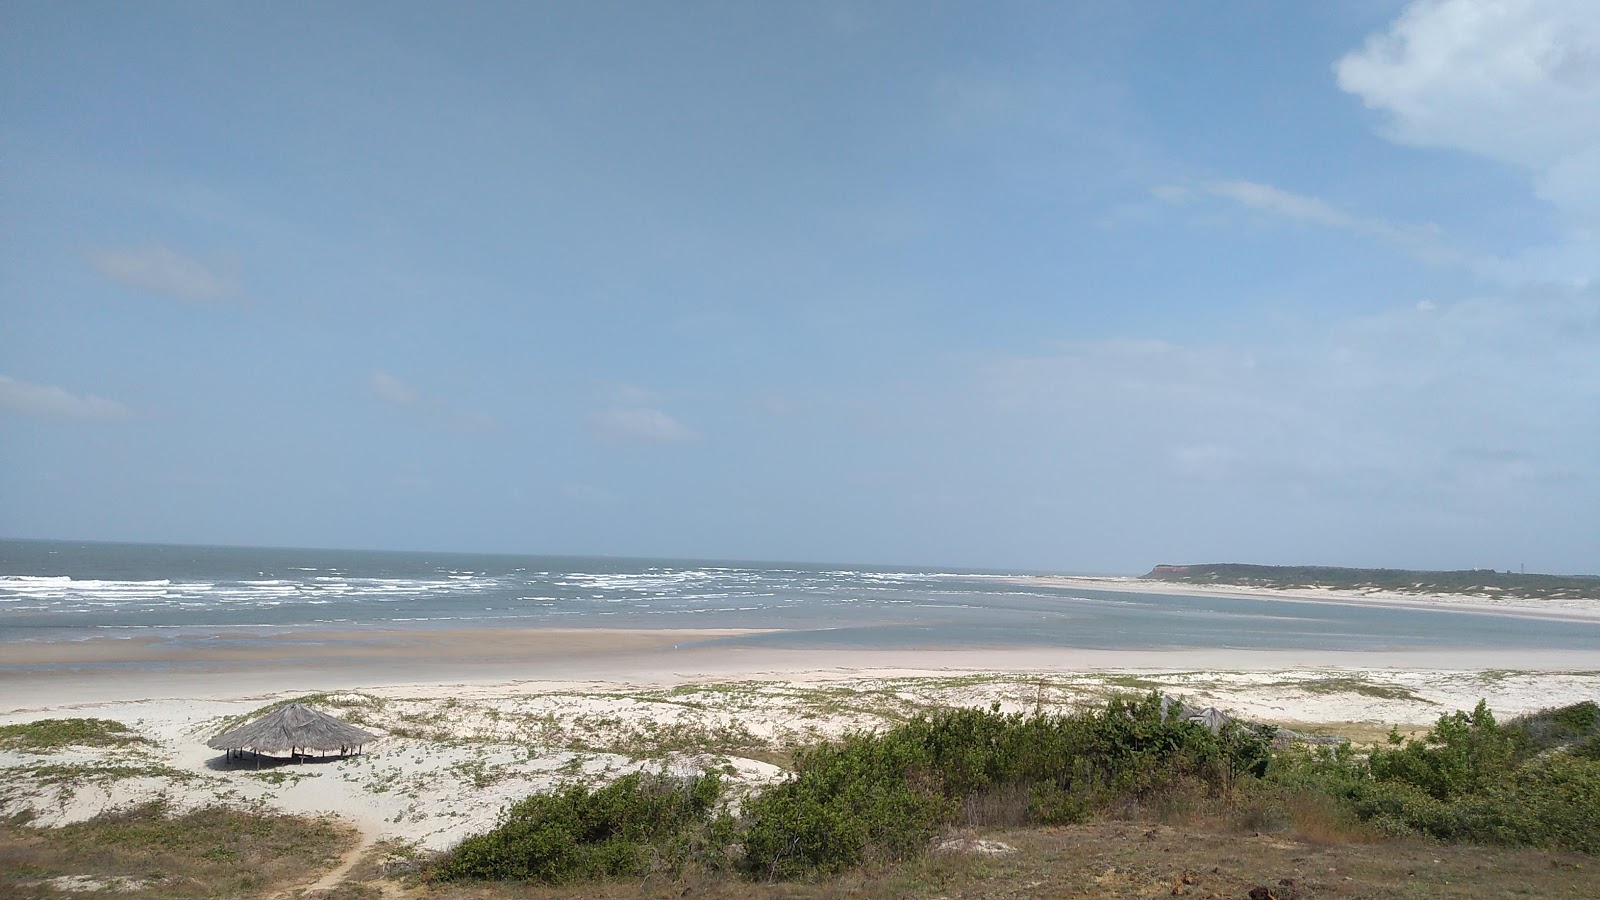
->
[[366, 370, 420, 408], [601, 382, 662, 407], [1205, 180, 1461, 264], [1337, 0, 1600, 177], [364, 370, 492, 433], [1337, 0, 1600, 278], [0, 375, 132, 421], [89, 244, 241, 304], [588, 407, 697, 444], [1209, 180, 1352, 229]]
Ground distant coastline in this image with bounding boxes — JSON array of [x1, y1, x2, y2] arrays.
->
[[1022, 566, 1600, 623], [1144, 562, 1600, 602]]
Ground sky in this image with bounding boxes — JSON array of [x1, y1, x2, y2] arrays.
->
[[2, 1, 1597, 574]]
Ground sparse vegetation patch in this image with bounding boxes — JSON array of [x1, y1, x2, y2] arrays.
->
[[0, 719, 151, 752], [0, 802, 354, 899], [1277, 676, 1431, 703]]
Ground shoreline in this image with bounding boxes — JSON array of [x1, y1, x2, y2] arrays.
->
[[1021, 574, 1600, 622], [5, 606, 1597, 852], [4, 633, 1597, 711]]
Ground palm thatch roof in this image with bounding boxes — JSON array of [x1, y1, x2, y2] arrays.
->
[[1185, 706, 1231, 733], [207, 703, 378, 753], [1159, 696, 1233, 733]]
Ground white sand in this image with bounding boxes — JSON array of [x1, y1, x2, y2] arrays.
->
[[4, 658, 1597, 852]]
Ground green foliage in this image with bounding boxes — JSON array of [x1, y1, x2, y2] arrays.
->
[[437, 695, 1600, 888], [739, 730, 955, 879], [1283, 700, 1600, 854], [739, 693, 1272, 879], [433, 770, 729, 883], [1368, 700, 1519, 800], [1505, 700, 1600, 753], [0, 718, 150, 752], [1027, 780, 1089, 825]]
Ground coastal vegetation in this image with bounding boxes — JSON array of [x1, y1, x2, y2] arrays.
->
[[0, 718, 151, 753], [0, 802, 354, 899], [1144, 563, 1600, 601], [4, 676, 1598, 896], [437, 771, 733, 883], [429, 695, 1600, 889]]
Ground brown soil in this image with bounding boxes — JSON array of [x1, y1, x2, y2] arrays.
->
[[397, 821, 1592, 900]]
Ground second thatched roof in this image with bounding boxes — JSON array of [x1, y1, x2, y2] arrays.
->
[[207, 703, 378, 753]]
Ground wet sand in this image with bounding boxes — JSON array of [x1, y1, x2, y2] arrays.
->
[[4, 624, 1597, 710]]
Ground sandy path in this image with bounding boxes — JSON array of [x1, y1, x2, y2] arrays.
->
[[290, 831, 380, 898]]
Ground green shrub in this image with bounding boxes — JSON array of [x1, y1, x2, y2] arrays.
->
[[1506, 700, 1600, 753], [433, 770, 728, 883], [1285, 700, 1600, 854], [1368, 701, 1520, 800], [1027, 780, 1089, 825], [739, 729, 954, 879], [739, 693, 1272, 879]]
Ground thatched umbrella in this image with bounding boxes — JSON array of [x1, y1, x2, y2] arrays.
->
[[208, 702, 378, 766], [1185, 706, 1231, 733]]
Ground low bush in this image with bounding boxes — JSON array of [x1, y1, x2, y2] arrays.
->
[[1506, 700, 1600, 753], [433, 770, 730, 883], [1282, 700, 1600, 854], [435, 695, 1600, 887], [740, 693, 1272, 878], [1367, 701, 1521, 800]]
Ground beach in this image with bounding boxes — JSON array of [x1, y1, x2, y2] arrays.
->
[[5, 543, 1598, 857], [4, 614, 1598, 854]]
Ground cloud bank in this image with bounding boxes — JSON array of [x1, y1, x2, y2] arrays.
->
[[1337, 0, 1600, 280]]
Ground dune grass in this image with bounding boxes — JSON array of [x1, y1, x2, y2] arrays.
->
[[0, 719, 151, 753], [0, 801, 356, 899]]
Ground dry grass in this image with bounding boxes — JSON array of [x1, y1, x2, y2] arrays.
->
[[406, 821, 1597, 899], [1273, 720, 1423, 745], [3, 803, 1594, 899], [0, 802, 357, 898]]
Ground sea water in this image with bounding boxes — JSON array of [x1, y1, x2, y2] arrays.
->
[[3, 538, 1598, 652]]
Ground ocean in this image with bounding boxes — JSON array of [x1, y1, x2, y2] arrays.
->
[[3, 539, 1598, 652]]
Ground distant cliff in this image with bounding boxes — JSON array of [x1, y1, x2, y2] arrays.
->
[[1141, 563, 1600, 602]]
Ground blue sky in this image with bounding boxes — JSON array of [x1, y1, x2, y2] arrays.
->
[[3, 1, 1597, 574]]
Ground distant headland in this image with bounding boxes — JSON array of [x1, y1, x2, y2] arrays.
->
[[1143, 563, 1600, 602]]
